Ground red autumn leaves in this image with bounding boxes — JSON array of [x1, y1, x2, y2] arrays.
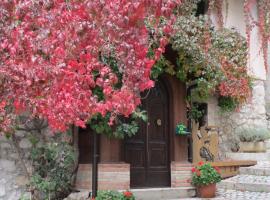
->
[[219, 58, 251, 104], [0, 0, 180, 132]]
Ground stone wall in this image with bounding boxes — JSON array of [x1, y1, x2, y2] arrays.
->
[[0, 131, 32, 200], [264, 52, 270, 129], [207, 80, 268, 158]]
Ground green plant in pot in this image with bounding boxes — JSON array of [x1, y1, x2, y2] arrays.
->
[[191, 162, 221, 198], [236, 128, 270, 152]]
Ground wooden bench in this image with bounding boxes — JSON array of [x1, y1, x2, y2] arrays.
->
[[211, 160, 257, 178]]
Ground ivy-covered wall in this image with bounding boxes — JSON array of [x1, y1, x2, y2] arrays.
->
[[207, 80, 268, 158], [264, 48, 270, 129], [207, 0, 269, 157]]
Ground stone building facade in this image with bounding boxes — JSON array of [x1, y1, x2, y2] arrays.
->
[[0, 1, 269, 200], [207, 0, 270, 158], [0, 131, 32, 200]]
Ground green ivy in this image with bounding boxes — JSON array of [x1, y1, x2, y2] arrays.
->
[[218, 96, 238, 113], [89, 109, 147, 139], [150, 1, 251, 116]]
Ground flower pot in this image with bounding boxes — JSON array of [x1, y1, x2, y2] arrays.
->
[[239, 141, 266, 152], [196, 183, 216, 198]]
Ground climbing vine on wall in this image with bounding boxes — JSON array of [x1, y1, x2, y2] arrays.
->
[[152, 0, 252, 112], [211, 0, 270, 70]]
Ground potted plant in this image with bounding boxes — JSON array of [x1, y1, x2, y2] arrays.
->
[[237, 128, 270, 152], [191, 162, 222, 198]]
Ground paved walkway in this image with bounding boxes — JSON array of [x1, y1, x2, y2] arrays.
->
[[179, 161, 270, 200], [178, 189, 270, 200]]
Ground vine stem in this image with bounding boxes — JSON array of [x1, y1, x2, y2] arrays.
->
[[11, 133, 30, 179]]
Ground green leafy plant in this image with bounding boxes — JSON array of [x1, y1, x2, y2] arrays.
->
[[188, 104, 204, 123], [19, 194, 30, 200], [89, 109, 147, 139], [30, 142, 75, 199], [218, 96, 238, 113], [95, 190, 135, 200], [191, 162, 222, 186], [236, 128, 270, 142], [168, 2, 251, 112]]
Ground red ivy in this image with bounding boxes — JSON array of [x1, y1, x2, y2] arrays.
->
[[219, 58, 251, 104], [0, 0, 180, 132]]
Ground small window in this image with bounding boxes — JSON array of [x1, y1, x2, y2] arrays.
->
[[196, 0, 209, 16]]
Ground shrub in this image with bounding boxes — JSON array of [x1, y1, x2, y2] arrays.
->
[[218, 96, 238, 113], [95, 190, 135, 200], [30, 142, 75, 199], [236, 128, 270, 142], [191, 162, 221, 186]]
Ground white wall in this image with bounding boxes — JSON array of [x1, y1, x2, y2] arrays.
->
[[222, 0, 266, 80]]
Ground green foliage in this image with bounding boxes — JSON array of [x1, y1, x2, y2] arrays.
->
[[96, 190, 135, 200], [89, 109, 147, 139], [236, 128, 270, 142], [30, 142, 75, 199], [19, 194, 30, 200], [101, 56, 123, 89], [188, 104, 204, 123], [192, 162, 222, 186], [171, 13, 250, 103], [151, 56, 166, 79], [218, 96, 238, 113], [149, 1, 251, 118]]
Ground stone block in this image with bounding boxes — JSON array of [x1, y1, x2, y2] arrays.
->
[[0, 160, 16, 172], [131, 187, 195, 200], [19, 138, 32, 149], [15, 176, 29, 186], [0, 142, 12, 149], [0, 186, 5, 197], [15, 131, 26, 138]]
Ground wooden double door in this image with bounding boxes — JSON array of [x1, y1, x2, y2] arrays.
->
[[124, 81, 170, 188]]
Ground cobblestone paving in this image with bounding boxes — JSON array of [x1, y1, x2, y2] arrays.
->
[[217, 189, 270, 200], [179, 189, 270, 200], [249, 161, 270, 169], [225, 174, 270, 184]]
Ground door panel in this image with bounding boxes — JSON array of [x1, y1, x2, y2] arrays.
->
[[125, 80, 170, 188]]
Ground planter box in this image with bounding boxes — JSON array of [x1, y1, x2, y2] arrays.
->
[[239, 141, 266, 152]]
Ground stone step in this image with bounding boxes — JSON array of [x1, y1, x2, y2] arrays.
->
[[168, 189, 270, 199], [265, 140, 270, 149], [65, 187, 196, 200], [130, 187, 196, 200], [240, 162, 270, 176], [226, 152, 270, 161], [218, 174, 270, 192]]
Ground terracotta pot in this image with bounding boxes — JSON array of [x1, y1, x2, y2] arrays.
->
[[196, 183, 216, 198]]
